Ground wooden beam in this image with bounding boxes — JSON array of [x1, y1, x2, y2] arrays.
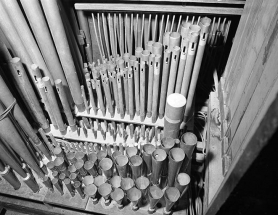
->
[[75, 3, 243, 15]]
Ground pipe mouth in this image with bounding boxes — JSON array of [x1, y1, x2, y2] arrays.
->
[[75, 151, 85, 160], [54, 157, 64, 167], [170, 32, 181, 39], [87, 153, 97, 163], [97, 151, 107, 161], [161, 137, 175, 150], [152, 149, 167, 161], [73, 181, 81, 188], [83, 175, 94, 186], [68, 165, 76, 173], [98, 183, 112, 197], [99, 158, 113, 170], [182, 132, 197, 146], [165, 187, 180, 202], [126, 147, 138, 158], [169, 148, 185, 162], [84, 161, 94, 170], [135, 176, 150, 190], [127, 187, 142, 201], [115, 155, 128, 166], [149, 186, 163, 199], [129, 155, 142, 167], [121, 177, 134, 191], [176, 173, 191, 186], [74, 160, 84, 170], [94, 175, 107, 187], [167, 93, 186, 108], [111, 188, 124, 201], [143, 144, 156, 155], [110, 175, 122, 188], [64, 178, 71, 185], [84, 184, 97, 196], [53, 147, 62, 156]]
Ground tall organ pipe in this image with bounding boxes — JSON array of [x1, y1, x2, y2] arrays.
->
[[0, 161, 21, 190], [0, 73, 51, 160], [184, 18, 211, 122], [41, 0, 85, 112], [20, 0, 71, 100], [0, 103, 45, 178], [2, 0, 54, 84]]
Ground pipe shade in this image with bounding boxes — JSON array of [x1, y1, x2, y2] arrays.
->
[[168, 148, 186, 187]]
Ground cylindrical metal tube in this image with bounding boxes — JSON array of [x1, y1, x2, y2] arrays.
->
[[127, 187, 142, 211], [110, 175, 122, 189], [103, 77, 115, 117], [84, 161, 98, 177], [42, 176, 54, 192], [83, 175, 94, 186], [163, 32, 170, 50], [152, 54, 162, 122], [54, 157, 67, 171], [94, 175, 107, 187], [20, 0, 70, 98], [110, 71, 119, 114], [3, 0, 54, 84], [180, 132, 197, 159], [84, 184, 98, 204], [135, 176, 149, 198], [99, 158, 113, 179], [64, 178, 75, 197], [115, 155, 128, 178], [116, 73, 125, 118], [167, 46, 181, 97], [161, 137, 176, 155], [142, 144, 156, 175], [43, 77, 66, 134], [9, 58, 49, 130], [180, 31, 200, 98], [55, 79, 76, 131], [96, 79, 106, 116], [126, 147, 138, 158], [184, 17, 211, 121], [73, 181, 85, 199], [67, 152, 76, 165], [111, 188, 125, 209], [140, 61, 146, 121], [169, 32, 181, 50], [158, 49, 172, 118], [133, 61, 140, 116], [135, 47, 143, 61], [120, 177, 134, 193], [164, 93, 186, 139], [98, 183, 112, 206], [52, 178, 63, 195], [167, 148, 185, 187], [174, 173, 190, 197], [0, 104, 45, 178], [23, 173, 40, 193], [69, 173, 79, 182], [0, 164, 21, 190], [0, 74, 51, 159], [147, 54, 155, 117], [75, 151, 87, 162], [148, 186, 163, 214], [74, 160, 87, 176], [128, 68, 135, 120], [151, 149, 167, 185], [129, 155, 143, 180], [122, 68, 129, 115], [147, 41, 154, 53], [152, 42, 163, 56], [164, 187, 180, 214], [41, 0, 84, 111]]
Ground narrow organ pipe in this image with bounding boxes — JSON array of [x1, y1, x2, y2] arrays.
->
[[64, 178, 75, 197], [142, 144, 156, 175], [111, 188, 125, 209], [110, 175, 122, 189], [167, 148, 185, 187], [164, 187, 180, 214], [129, 155, 143, 180], [174, 173, 191, 196], [151, 149, 167, 185], [84, 184, 98, 204], [127, 187, 142, 211], [98, 183, 112, 206], [41, 0, 85, 111], [0, 103, 45, 178], [148, 185, 163, 214], [0, 163, 21, 190], [99, 158, 113, 179], [115, 155, 129, 178]]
